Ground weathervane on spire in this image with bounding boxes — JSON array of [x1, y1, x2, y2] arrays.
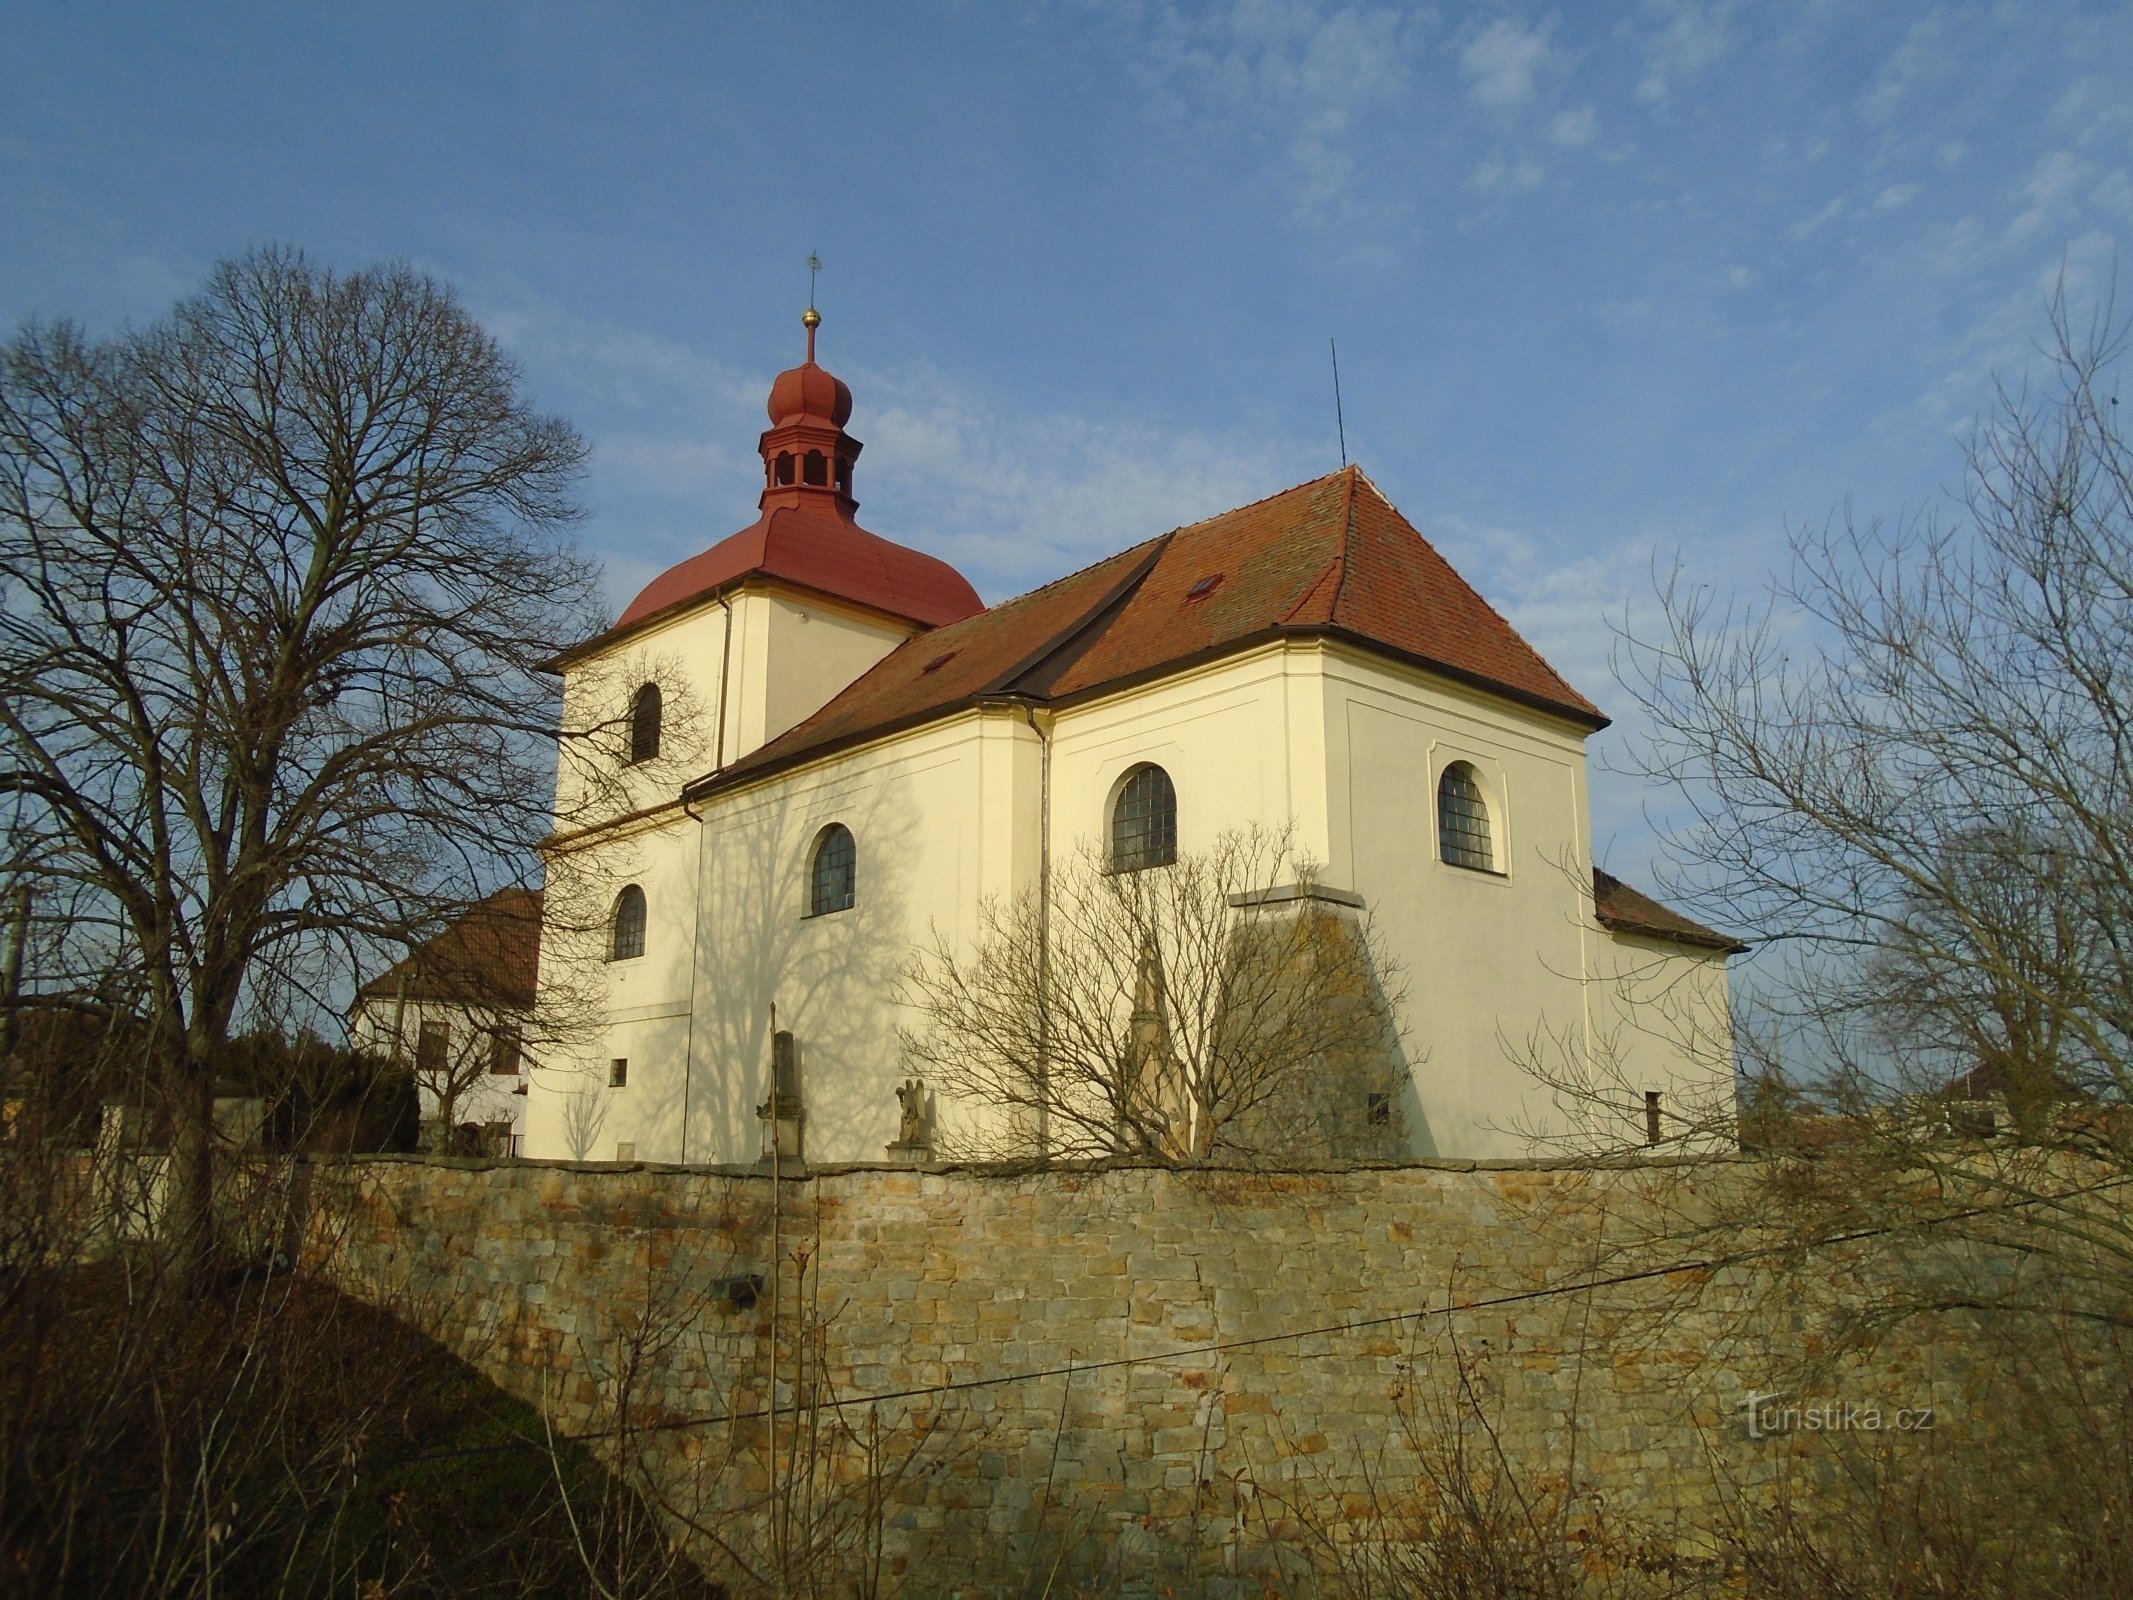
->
[[804, 252, 822, 359]]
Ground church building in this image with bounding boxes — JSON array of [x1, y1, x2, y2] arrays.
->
[[519, 310, 1740, 1167]]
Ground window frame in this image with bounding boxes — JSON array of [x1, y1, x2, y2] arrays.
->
[[414, 1018, 450, 1073], [807, 823, 857, 917], [1109, 763, 1179, 874], [627, 682, 662, 765], [1435, 760, 1501, 875], [610, 884, 648, 961]]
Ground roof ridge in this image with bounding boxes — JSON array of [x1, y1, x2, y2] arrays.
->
[[1279, 555, 1345, 625], [1158, 469, 1346, 541], [1327, 463, 1361, 621], [990, 534, 1174, 696], [950, 530, 1168, 626], [1342, 469, 1596, 713]]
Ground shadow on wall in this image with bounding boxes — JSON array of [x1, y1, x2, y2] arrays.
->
[[685, 774, 925, 1165]]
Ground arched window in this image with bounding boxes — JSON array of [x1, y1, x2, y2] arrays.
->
[[774, 452, 795, 486], [628, 682, 662, 764], [802, 449, 828, 486], [809, 824, 856, 916], [611, 885, 647, 960], [1111, 764, 1178, 872], [1437, 762, 1495, 872]]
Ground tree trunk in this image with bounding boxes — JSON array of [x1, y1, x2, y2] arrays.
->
[[169, 1043, 220, 1289]]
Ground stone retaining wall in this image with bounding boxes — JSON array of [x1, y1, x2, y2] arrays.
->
[[309, 1155, 2035, 1596]]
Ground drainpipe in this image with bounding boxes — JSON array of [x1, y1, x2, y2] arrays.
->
[[713, 589, 735, 772], [679, 791, 706, 1165], [679, 590, 735, 1166]]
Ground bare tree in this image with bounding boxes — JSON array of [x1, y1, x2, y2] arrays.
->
[[899, 827, 1408, 1164], [0, 247, 602, 1278], [1592, 282, 2133, 1317]]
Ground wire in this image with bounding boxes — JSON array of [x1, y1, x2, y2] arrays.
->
[[361, 1168, 2133, 1476]]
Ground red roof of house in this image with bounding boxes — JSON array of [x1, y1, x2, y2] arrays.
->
[[614, 504, 982, 634], [694, 467, 1605, 797], [354, 888, 544, 1010], [1591, 869, 1745, 953]]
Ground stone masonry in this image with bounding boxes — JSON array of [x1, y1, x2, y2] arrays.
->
[[308, 1155, 2041, 1595]]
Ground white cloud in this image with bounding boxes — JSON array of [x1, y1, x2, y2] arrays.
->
[[1549, 104, 1598, 148], [1874, 183, 1920, 211], [2007, 148, 2085, 241], [1468, 156, 1547, 195], [1788, 195, 1847, 238], [1859, 13, 1948, 125], [1460, 18, 1556, 112], [1106, 0, 1416, 229], [1635, 0, 1733, 106], [856, 362, 1312, 599], [1726, 264, 1756, 289], [2094, 167, 2133, 221]]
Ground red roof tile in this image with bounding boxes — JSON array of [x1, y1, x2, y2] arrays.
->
[[1591, 870, 1745, 953], [694, 467, 1605, 797], [609, 504, 983, 638], [355, 888, 544, 1010]]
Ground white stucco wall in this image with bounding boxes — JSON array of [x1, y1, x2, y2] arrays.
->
[[523, 633, 1736, 1166], [348, 995, 531, 1149]]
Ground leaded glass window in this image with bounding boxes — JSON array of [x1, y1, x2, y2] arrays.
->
[[1111, 765, 1178, 872], [810, 824, 856, 916], [1437, 763, 1495, 872], [611, 884, 647, 960]]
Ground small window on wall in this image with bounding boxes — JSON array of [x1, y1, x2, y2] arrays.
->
[[415, 1019, 449, 1072], [1436, 762, 1496, 873], [1645, 1090, 1664, 1146], [611, 885, 647, 961], [610, 1058, 629, 1089], [628, 682, 662, 764], [809, 823, 856, 916], [1110, 764, 1178, 872], [488, 1027, 522, 1075]]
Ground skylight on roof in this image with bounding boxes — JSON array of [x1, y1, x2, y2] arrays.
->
[[1186, 574, 1224, 601]]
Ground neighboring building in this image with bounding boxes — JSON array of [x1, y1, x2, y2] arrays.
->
[[522, 310, 1742, 1166], [351, 887, 542, 1155]]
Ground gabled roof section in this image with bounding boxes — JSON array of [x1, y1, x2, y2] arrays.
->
[[1592, 870, 1746, 954], [354, 888, 544, 1010], [692, 466, 1605, 797]]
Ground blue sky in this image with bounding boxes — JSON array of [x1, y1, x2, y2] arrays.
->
[[5, 1, 2129, 875]]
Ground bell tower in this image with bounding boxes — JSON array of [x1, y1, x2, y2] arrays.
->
[[758, 307, 864, 517]]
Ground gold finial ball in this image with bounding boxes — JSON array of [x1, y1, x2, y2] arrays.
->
[[802, 307, 821, 330]]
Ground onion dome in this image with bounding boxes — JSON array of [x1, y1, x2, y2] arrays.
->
[[613, 308, 982, 634], [767, 310, 854, 427]]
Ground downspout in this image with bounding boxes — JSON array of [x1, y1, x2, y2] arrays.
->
[[1022, 703, 1052, 1161], [714, 590, 734, 772], [678, 590, 736, 1165], [679, 791, 706, 1164]]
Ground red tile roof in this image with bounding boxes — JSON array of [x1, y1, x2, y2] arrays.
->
[[1592, 870, 1746, 953], [693, 467, 1603, 798], [611, 504, 983, 637], [354, 888, 544, 1010]]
